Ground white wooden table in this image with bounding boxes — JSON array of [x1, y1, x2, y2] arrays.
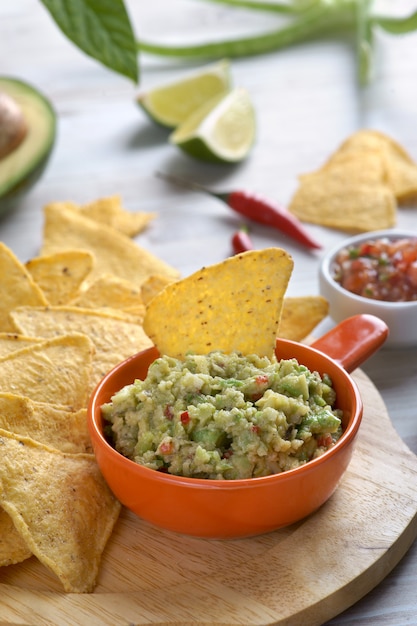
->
[[1, 1, 416, 624]]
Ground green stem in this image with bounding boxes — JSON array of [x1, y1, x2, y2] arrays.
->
[[372, 10, 417, 34], [356, 0, 374, 85], [137, 2, 357, 59], [190, 0, 313, 14]]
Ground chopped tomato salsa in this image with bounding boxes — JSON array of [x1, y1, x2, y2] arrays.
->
[[333, 237, 417, 302]]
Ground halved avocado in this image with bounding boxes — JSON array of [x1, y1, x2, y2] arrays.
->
[[0, 77, 56, 212]]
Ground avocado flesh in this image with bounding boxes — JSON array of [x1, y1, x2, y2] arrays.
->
[[0, 78, 56, 204]]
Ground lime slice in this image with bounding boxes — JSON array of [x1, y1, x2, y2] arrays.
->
[[136, 59, 231, 129], [169, 87, 256, 164]]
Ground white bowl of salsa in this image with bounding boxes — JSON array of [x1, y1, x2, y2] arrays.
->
[[319, 229, 417, 349]]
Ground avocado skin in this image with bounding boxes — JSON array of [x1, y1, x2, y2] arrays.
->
[[0, 77, 56, 216], [0, 155, 53, 217]]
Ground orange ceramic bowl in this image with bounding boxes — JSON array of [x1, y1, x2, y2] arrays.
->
[[88, 314, 388, 539]]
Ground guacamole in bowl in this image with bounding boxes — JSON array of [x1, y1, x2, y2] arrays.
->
[[101, 351, 342, 480]]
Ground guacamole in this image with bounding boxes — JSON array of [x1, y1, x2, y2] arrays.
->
[[102, 351, 343, 480]]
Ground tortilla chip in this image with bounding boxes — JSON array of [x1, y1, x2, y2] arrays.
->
[[26, 250, 94, 305], [324, 129, 414, 166], [288, 177, 396, 233], [141, 274, 178, 305], [324, 130, 417, 203], [0, 333, 41, 357], [0, 334, 94, 409], [0, 243, 48, 331], [10, 306, 153, 387], [288, 129, 417, 232], [318, 149, 388, 186], [41, 202, 179, 288], [143, 248, 293, 359], [0, 393, 91, 454], [76, 195, 156, 237], [384, 152, 417, 204], [71, 273, 145, 317], [122, 305, 148, 318], [279, 296, 329, 342], [0, 429, 121, 593], [0, 508, 32, 567]]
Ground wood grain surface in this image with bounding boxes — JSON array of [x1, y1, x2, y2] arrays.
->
[[0, 370, 416, 626]]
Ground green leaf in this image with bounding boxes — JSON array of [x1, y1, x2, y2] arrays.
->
[[40, 0, 139, 82]]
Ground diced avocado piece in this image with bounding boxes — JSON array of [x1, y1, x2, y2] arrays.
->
[[0, 77, 56, 211], [280, 373, 309, 400], [229, 453, 253, 479], [299, 408, 341, 437], [192, 427, 227, 450]]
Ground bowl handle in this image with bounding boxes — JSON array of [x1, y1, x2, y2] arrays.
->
[[311, 314, 389, 373]]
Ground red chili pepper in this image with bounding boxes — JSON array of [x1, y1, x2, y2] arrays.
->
[[226, 190, 322, 250], [317, 433, 333, 448], [159, 441, 173, 455], [156, 172, 322, 251], [232, 226, 253, 255], [180, 410, 190, 425], [164, 405, 174, 420]]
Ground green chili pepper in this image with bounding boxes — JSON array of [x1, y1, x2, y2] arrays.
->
[[137, 0, 417, 86]]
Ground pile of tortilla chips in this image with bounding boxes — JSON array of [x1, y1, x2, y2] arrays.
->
[[0, 193, 329, 593], [0, 195, 176, 593], [288, 129, 417, 233]]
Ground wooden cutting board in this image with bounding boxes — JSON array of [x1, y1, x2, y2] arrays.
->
[[1, 369, 417, 626]]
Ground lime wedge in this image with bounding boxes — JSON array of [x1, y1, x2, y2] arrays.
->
[[136, 59, 231, 129], [169, 87, 256, 164]]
